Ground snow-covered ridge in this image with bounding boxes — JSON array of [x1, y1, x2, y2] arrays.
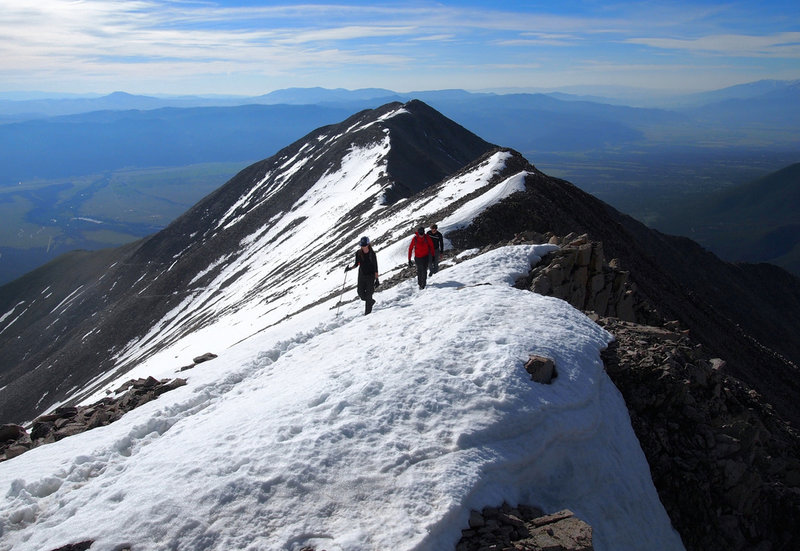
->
[[0, 245, 684, 551], [79, 147, 524, 401], [0, 100, 506, 426]]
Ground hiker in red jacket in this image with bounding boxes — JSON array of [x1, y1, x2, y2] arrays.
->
[[407, 226, 435, 289]]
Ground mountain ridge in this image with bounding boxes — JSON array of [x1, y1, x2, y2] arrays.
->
[[1, 100, 800, 550], [0, 100, 497, 424], [448, 166, 800, 429]]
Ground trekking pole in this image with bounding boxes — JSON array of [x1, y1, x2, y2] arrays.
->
[[335, 270, 348, 317]]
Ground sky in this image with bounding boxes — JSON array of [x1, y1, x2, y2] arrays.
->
[[1, 0, 799, 96]]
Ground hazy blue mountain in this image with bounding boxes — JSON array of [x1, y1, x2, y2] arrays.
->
[[676, 79, 800, 107], [411, 93, 680, 156], [0, 91, 102, 101], [0, 104, 353, 183], [655, 163, 800, 275], [0, 88, 396, 119], [254, 86, 397, 104], [0, 92, 674, 185], [684, 82, 800, 128], [0, 91, 176, 119]]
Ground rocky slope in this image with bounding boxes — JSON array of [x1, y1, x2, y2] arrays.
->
[[492, 233, 800, 550], [598, 316, 800, 551], [449, 161, 800, 432]]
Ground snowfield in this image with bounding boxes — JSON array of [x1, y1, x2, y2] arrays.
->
[[0, 246, 684, 551]]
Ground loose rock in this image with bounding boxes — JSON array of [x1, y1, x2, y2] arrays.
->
[[0, 377, 187, 462]]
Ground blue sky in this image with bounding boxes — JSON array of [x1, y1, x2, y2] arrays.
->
[[2, 0, 799, 96]]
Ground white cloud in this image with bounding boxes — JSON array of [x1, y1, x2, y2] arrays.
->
[[627, 32, 800, 58], [274, 25, 418, 45], [1, 1, 798, 94]]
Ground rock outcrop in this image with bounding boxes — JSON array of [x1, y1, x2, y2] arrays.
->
[[524, 354, 557, 384], [0, 376, 186, 462], [516, 232, 658, 326], [503, 235, 800, 550], [598, 317, 800, 551], [457, 504, 593, 551]]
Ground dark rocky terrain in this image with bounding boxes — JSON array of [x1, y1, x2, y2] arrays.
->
[[449, 156, 800, 432], [598, 315, 800, 551], [0, 376, 187, 462], [471, 231, 800, 550]]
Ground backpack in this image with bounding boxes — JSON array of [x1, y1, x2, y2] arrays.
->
[[415, 234, 432, 256]]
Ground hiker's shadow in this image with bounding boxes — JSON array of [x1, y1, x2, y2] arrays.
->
[[428, 280, 493, 290]]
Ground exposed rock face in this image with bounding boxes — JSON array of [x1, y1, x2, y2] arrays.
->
[[598, 317, 800, 551], [448, 159, 800, 434], [0, 377, 186, 462], [500, 233, 800, 549], [457, 504, 593, 551], [518, 233, 658, 325]]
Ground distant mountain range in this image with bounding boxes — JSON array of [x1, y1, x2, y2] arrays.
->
[[655, 162, 800, 275], [3, 80, 798, 183], [3, 79, 799, 117], [0, 80, 797, 286]]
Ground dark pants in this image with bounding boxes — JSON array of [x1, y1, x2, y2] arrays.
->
[[431, 250, 440, 275], [415, 257, 430, 289], [357, 273, 375, 314]]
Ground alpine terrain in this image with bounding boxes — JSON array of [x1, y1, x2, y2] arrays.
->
[[0, 100, 798, 551]]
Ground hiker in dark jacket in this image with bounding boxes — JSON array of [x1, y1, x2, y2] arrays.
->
[[345, 236, 379, 315], [407, 227, 435, 289], [426, 223, 444, 275]]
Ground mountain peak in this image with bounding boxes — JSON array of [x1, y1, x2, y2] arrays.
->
[[0, 100, 497, 423]]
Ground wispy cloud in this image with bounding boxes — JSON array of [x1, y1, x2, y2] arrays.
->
[[1, 1, 798, 94], [627, 32, 800, 58], [496, 32, 582, 47], [274, 25, 418, 45]]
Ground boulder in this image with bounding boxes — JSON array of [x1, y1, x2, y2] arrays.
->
[[525, 355, 557, 384], [0, 424, 26, 443], [193, 352, 218, 364]]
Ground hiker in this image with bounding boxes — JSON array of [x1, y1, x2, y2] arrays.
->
[[407, 226, 435, 289], [427, 223, 444, 275], [345, 236, 379, 315]]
